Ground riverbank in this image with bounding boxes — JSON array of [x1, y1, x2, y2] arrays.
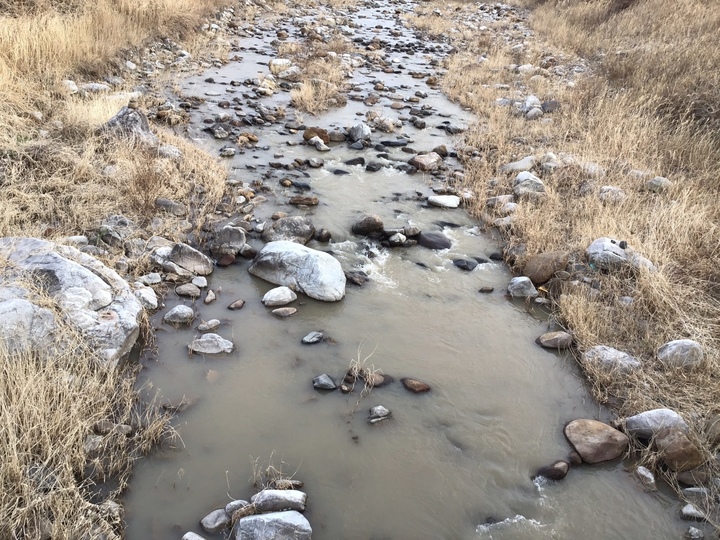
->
[[406, 0, 720, 513]]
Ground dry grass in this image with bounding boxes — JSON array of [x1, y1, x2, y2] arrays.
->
[[408, 0, 720, 507], [0, 320, 171, 539]]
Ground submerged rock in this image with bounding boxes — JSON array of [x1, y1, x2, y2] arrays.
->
[[249, 241, 346, 302], [302, 331, 324, 344], [368, 405, 391, 424], [535, 331, 573, 349], [417, 231, 451, 250], [163, 305, 195, 326], [188, 333, 234, 355], [401, 378, 431, 393], [313, 374, 336, 390], [351, 214, 384, 236]]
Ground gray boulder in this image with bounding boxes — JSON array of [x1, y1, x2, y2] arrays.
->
[[513, 171, 545, 197], [262, 286, 297, 307], [152, 243, 214, 277], [188, 334, 234, 355], [200, 509, 231, 533], [313, 374, 336, 390], [657, 339, 703, 369], [417, 231, 451, 250], [212, 225, 247, 256], [586, 237, 627, 270], [0, 237, 142, 365], [507, 276, 538, 298], [348, 122, 371, 142], [351, 214, 384, 236], [625, 408, 689, 439], [98, 106, 158, 146], [233, 510, 311, 540], [250, 490, 307, 513], [248, 241, 345, 302], [262, 217, 316, 245], [163, 305, 195, 326], [581, 345, 640, 373]]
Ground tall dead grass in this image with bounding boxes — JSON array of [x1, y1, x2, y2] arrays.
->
[[410, 0, 720, 502], [0, 323, 171, 539]]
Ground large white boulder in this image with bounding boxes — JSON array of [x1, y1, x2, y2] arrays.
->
[[248, 241, 345, 302], [0, 237, 143, 365]]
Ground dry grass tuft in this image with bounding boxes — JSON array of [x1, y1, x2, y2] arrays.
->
[[0, 319, 171, 539]]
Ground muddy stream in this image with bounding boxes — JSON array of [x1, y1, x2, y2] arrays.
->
[[124, 2, 688, 538]]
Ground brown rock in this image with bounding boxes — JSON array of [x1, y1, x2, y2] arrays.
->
[[564, 419, 629, 464], [654, 428, 704, 472], [272, 307, 297, 317], [535, 331, 573, 349], [364, 372, 393, 387], [704, 415, 720, 448], [227, 299, 245, 310], [303, 127, 329, 144], [534, 460, 569, 480], [216, 254, 236, 267], [676, 468, 711, 486], [478, 286, 494, 293], [409, 151, 442, 172], [288, 195, 319, 206], [568, 451, 583, 466], [351, 214, 384, 236], [523, 251, 569, 285], [401, 378, 431, 393]]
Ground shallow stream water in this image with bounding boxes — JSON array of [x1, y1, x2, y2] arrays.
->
[[124, 2, 690, 538]]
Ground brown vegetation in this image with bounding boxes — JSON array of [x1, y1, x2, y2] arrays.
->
[[408, 0, 720, 508]]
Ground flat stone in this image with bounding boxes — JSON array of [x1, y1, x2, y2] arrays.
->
[[168, 243, 214, 276], [263, 216, 316, 245], [428, 195, 461, 208], [228, 299, 245, 310], [176, 283, 201, 298], [564, 419, 629, 464], [634, 466, 656, 490], [625, 408, 689, 439], [250, 490, 307, 513], [272, 307, 297, 317], [681, 504, 707, 521], [188, 333, 234, 355], [499, 156, 535, 173], [417, 231, 451, 250], [368, 405, 391, 424], [302, 331, 324, 344], [262, 286, 297, 307], [232, 510, 311, 540], [581, 345, 640, 373], [535, 331, 573, 349], [401, 378, 431, 393]]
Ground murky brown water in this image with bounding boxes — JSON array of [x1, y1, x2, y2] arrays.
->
[[123, 2, 691, 538]]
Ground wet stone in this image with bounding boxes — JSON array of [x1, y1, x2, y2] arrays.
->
[[302, 331, 324, 344], [478, 286, 494, 293], [200, 509, 231, 534], [453, 259, 477, 271], [534, 460, 569, 481], [272, 307, 297, 317], [368, 405, 391, 424], [176, 283, 201, 298], [536, 331, 573, 349], [188, 334, 234, 355], [417, 231, 451, 250], [313, 374, 336, 390], [164, 305, 195, 326], [345, 270, 369, 286], [227, 299, 245, 310], [401, 378, 431, 394]]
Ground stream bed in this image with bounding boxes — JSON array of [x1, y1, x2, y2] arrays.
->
[[123, 1, 690, 538]]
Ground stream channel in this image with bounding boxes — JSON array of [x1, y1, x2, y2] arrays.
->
[[124, 1, 689, 538]]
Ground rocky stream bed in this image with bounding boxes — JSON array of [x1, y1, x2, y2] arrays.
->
[[0, 1, 713, 539]]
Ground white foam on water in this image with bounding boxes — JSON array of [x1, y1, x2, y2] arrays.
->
[[476, 514, 552, 539]]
